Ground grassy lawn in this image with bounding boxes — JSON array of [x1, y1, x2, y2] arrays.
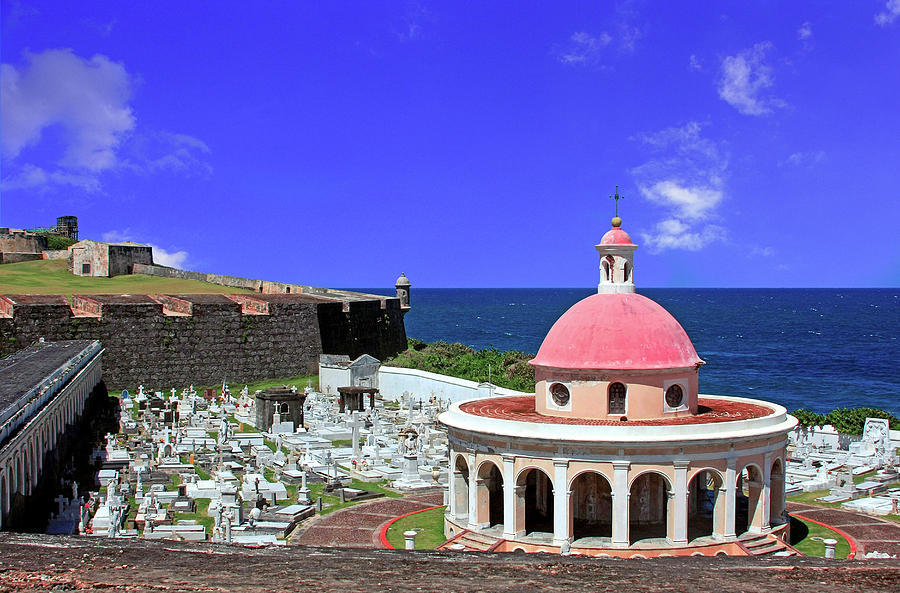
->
[[789, 516, 851, 558], [384, 506, 447, 549], [303, 479, 402, 516], [174, 497, 214, 533], [787, 471, 900, 524], [0, 259, 253, 297]]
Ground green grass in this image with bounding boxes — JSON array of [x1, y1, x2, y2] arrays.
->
[[303, 479, 402, 516], [0, 259, 253, 297], [384, 506, 447, 549], [789, 516, 851, 558], [786, 473, 900, 523], [174, 497, 214, 534]]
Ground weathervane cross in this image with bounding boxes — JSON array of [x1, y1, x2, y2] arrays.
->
[[609, 185, 624, 217]]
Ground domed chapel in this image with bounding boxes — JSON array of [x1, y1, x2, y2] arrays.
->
[[439, 205, 798, 557]]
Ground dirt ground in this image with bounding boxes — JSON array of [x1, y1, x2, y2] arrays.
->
[[1, 533, 898, 593]]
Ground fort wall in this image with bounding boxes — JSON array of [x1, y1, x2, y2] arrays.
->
[[0, 293, 408, 390], [132, 263, 388, 304]]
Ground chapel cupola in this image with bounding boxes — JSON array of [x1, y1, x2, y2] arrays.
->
[[595, 187, 636, 294]]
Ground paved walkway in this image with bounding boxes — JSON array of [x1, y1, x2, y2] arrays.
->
[[292, 489, 444, 548], [787, 501, 900, 556]]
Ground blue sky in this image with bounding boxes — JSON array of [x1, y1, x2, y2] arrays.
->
[[2, 1, 898, 288]]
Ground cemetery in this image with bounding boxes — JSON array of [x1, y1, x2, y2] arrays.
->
[[60, 360, 453, 547]]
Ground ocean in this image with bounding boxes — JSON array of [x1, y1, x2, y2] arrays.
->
[[353, 288, 899, 416]]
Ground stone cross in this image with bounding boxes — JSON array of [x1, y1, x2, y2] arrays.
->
[[55, 494, 68, 515]]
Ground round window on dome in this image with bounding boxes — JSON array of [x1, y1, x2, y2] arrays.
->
[[549, 382, 570, 407], [665, 384, 684, 409]]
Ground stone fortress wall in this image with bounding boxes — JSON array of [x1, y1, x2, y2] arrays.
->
[[0, 292, 408, 390], [0, 228, 48, 264]]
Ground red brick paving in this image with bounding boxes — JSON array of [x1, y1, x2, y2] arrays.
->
[[460, 396, 772, 426], [293, 490, 444, 548]]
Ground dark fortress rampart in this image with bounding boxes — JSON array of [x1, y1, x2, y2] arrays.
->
[[0, 292, 407, 390]]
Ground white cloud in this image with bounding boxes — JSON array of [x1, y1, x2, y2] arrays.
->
[[797, 22, 813, 40], [718, 42, 783, 116], [558, 31, 612, 65], [102, 230, 188, 269], [122, 131, 213, 177], [149, 245, 188, 268], [1, 49, 134, 170], [638, 181, 722, 221], [640, 219, 726, 252], [0, 164, 101, 192], [876, 0, 900, 26], [631, 122, 729, 252], [1, 48, 211, 193], [689, 54, 702, 72], [749, 246, 776, 258], [783, 150, 826, 167]]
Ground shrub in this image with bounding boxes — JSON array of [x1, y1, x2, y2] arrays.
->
[[791, 408, 827, 428], [823, 407, 899, 436]]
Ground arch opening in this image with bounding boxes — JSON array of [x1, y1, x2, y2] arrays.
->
[[770, 459, 786, 527], [476, 462, 503, 529], [687, 469, 724, 541], [571, 471, 612, 542], [517, 468, 553, 536], [736, 465, 764, 535], [629, 472, 670, 545], [453, 456, 470, 521]]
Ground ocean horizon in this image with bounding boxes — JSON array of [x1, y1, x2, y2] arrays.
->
[[350, 287, 900, 417]]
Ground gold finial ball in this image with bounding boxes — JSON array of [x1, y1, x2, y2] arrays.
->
[[611, 216, 622, 227]]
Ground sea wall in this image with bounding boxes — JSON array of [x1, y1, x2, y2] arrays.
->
[[376, 365, 532, 404], [0, 293, 407, 390]]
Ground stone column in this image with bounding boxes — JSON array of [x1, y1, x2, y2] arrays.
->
[[672, 461, 689, 546], [552, 459, 570, 547], [761, 452, 772, 532], [467, 454, 479, 530], [611, 461, 630, 548], [513, 485, 527, 535], [502, 455, 516, 539], [448, 458, 457, 519], [724, 460, 737, 540]]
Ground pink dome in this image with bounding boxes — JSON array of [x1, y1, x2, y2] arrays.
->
[[530, 293, 703, 370], [599, 227, 633, 245]]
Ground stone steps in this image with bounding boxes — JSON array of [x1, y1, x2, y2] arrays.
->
[[738, 533, 798, 557], [437, 529, 504, 552]]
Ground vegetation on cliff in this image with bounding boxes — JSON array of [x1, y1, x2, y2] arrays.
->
[[791, 407, 899, 434], [38, 233, 77, 250], [384, 339, 536, 393]]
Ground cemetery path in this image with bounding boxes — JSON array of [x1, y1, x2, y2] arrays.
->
[[291, 489, 444, 548], [787, 501, 900, 556]]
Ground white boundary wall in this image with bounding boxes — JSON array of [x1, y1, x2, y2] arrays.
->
[[377, 366, 532, 404]]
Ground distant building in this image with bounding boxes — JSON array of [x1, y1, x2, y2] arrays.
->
[[0, 228, 48, 264], [68, 240, 153, 277]]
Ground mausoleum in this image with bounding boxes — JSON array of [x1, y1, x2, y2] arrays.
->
[[439, 214, 798, 557]]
